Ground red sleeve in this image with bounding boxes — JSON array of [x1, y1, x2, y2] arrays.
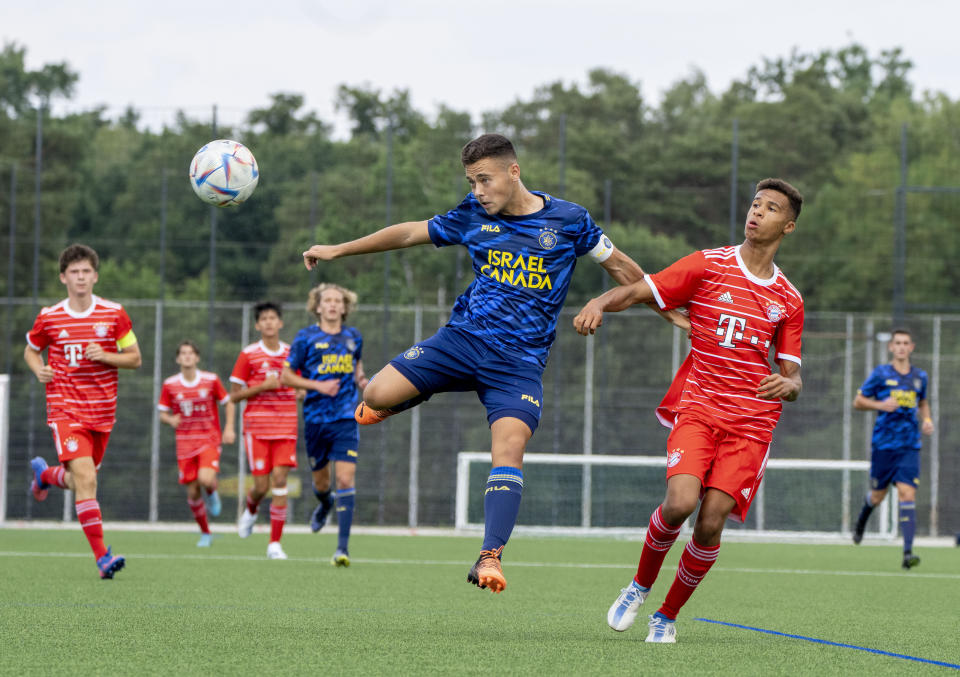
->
[[115, 307, 134, 343], [158, 382, 173, 410], [26, 312, 49, 351], [774, 298, 804, 365], [645, 251, 707, 310], [214, 377, 229, 403], [230, 352, 249, 385]]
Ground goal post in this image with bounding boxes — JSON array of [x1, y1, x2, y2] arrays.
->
[[455, 451, 897, 540]]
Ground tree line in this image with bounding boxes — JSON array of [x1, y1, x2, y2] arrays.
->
[[2, 41, 959, 313]]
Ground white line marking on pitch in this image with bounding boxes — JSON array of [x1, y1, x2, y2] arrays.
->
[[1, 551, 958, 580]]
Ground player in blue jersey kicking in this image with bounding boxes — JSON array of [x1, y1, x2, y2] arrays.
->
[[303, 133, 687, 593], [852, 328, 933, 569], [281, 283, 368, 567]]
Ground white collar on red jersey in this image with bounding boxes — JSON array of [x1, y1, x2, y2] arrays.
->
[[734, 245, 779, 287], [258, 339, 286, 357], [62, 294, 100, 319], [178, 372, 202, 388]]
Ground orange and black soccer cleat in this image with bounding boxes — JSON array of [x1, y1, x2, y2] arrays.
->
[[354, 402, 396, 425], [467, 546, 506, 593]]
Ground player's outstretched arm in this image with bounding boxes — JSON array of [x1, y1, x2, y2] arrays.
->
[[599, 251, 690, 333], [303, 221, 432, 270], [757, 359, 802, 402], [573, 280, 654, 336]]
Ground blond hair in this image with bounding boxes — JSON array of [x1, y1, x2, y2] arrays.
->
[[307, 283, 358, 322]]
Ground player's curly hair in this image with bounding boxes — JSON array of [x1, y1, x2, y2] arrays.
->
[[461, 133, 517, 166], [307, 283, 358, 322], [756, 178, 803, 220], [59, 244, 99, 273]]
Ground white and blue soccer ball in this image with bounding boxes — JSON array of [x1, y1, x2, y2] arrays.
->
[[189, 139, 259, 207]]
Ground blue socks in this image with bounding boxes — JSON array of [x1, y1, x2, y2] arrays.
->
[[481, 466, 524, 552], [336, 488, 355, 553], [899, 500, 916, 553]]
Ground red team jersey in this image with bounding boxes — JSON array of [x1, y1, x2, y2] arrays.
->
[[648, 245, 804, 444], [26, 295, 137, 432], [230, 341, 298, 440], [158, 371, 230, 459]]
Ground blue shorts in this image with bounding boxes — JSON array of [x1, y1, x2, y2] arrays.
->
[[389, 326, 544, 433], [870, 446, 920, 490], [305, 419, 359, 471]]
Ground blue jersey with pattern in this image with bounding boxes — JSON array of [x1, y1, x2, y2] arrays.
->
[[859, 364, 928, 451], [286, 325, 363, 424], [428, 191, 604, 368]]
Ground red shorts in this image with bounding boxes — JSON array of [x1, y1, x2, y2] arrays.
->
[[245, 434, 297, 475], [177, 445, 221, 485], [665, 415, 771, 522], [49, 421, 111, 470]]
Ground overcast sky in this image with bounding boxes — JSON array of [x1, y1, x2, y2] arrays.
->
[[3, 0, 957, 135]]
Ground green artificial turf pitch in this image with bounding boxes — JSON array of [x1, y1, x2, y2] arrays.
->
[[1, 529, 958, 675]]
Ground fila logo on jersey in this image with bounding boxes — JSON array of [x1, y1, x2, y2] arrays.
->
[[64, 343, 84, 367], [717, 291, 734, 304], [58, 329, 70, 338], [521, 394, 540, 407], [481, 224, 501, 233]]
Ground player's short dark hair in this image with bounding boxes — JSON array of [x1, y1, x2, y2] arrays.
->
[[176, 340, 200, 358], [756, 178, 803, 219], [254, 301, 282, 321], [891, 327, 913, 341], [59, 244, 99, 273], [460, 134, 517, 166]]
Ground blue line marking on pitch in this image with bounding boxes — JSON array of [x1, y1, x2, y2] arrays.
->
[[694, 618, 960, 670]]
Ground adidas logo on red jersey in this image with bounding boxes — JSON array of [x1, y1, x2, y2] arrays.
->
[[717, 291, 734, 304]]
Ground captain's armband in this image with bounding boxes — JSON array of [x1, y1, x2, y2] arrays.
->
[[587, 235, 614, 263]]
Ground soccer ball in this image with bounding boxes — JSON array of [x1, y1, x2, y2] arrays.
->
[[189, 139, 259, 207]]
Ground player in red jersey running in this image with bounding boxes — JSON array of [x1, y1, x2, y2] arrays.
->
[[25, 244, 142, 579], [230, 302, 299, 560], [158, 340, 236, 547], [575, 179, 804, 643]]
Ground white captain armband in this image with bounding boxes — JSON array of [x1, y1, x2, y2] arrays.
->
[[587, 234, 615, 263]]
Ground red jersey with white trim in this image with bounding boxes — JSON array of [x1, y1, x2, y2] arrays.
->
[[26, 295, 137, 432], [158, 371, 230, 459], [648, 245, 803, 444], [230, 341, 298, 439]]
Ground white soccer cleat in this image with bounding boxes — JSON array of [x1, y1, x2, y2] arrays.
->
[[266, 541, 288, 560], [238, 508, 257, 538], [607, 581, 649, 631], [645, 613, 677, 643]]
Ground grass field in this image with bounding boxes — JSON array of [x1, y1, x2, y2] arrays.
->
[[2, 527, 959, 675]]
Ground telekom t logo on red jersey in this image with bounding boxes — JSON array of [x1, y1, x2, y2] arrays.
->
[[716, 313, 746, 348], [64, 343, 84, 366]]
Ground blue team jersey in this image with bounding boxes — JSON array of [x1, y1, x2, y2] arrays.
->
[[428, 191, 604, 367], [286, 325, 363, 425], [859, 364, 928, 451]]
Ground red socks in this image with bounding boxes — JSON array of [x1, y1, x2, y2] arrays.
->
[[658, 538, 721, 620], [188, 497, 210, 534], [75, 499, 108, 560], [41, 465, 67, 489], [269, 504, 286, 543], [634, 505, 683, 589]]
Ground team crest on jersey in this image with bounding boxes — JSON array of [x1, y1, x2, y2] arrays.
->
[[765, 303, 786, 322], [667, 448, 683, 468], [93, 322, 110, 338], [914, 378, 922, 391], [403, 346, 422, 360], [538, 228, 558, 250], [346, 339, 356, 353], [65, 436, 80, 453]]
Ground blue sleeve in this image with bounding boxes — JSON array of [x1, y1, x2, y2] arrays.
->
[[859, 367, 884, 399], [569, 209, 603, 257], [918, 369, 928, 400], [287, 331, 306, 372], [354, 328, 363, 362], [428, 195, 474, 248]]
